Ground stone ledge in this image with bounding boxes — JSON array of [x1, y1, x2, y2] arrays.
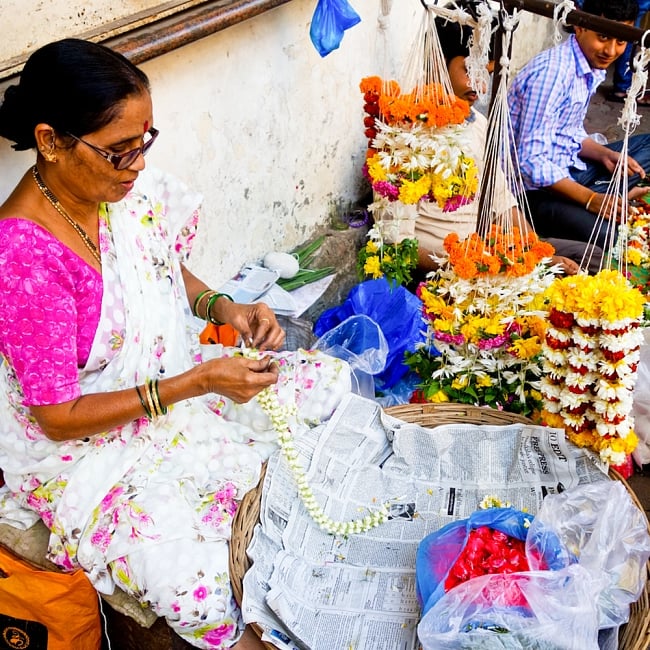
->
[[298, 223, 369, 325]]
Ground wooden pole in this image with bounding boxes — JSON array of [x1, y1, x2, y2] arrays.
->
[[500, 0, 645, 42]]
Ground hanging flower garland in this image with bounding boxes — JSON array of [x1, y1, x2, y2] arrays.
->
[[405, 226, 560, 416], [360, 76, 478, 214], [255, 382, 390, 537], [540, 270, 645, 469]]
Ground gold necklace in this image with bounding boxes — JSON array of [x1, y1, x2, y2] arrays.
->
[[32, 166, 102, 266]]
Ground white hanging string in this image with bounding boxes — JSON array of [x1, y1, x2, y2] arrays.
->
[[476, 8, 531, 256], [584, 30, 650, 274], [465, 1, 496, 105], [553, 0, 575, 42], [375, 0, 395, 82], [399, 2, 464, 102]]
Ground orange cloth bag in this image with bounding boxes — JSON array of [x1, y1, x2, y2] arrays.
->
[[0, 542, 101, 649]]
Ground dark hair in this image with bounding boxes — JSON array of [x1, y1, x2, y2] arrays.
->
[[580, 0, 638, 22], [0, 38, 150, 151], [434, 10, 498, 65]]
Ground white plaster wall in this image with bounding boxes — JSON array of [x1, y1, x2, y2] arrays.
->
[[0, 0, 556, 287], [0, 0, 421, 286], [1, 0, 173, 61], [510, 13, 557, 76]]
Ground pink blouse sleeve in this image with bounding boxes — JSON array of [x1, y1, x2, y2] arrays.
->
[[0, 220, 101, 406]]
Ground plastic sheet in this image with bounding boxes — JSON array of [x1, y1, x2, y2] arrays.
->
[[416, 507, 566, 617], [418, 565, 600, 650], [528, 481, 650, 629]]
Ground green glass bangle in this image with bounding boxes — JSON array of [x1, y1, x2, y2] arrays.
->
[[135, 385, 152, 420], [206, 292, 234, 326], [192, 289, 215, 318]]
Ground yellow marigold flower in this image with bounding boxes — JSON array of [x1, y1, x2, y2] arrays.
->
[[510, 336, 542, 360], [382, 253, 393, 263], [433, 318, 453, 333], [484, 317, 505, 336], [363, 255, 383, 279], [476, 375, 493, 388], [451, 375, 469, 390], [626, 248, 643, 266], [398, 176, 430, 205], [367, 155, 387, 182], [429, 390, 450, 403], [599, 286, 645, 322], [460, 317, 482, 343], [609, 430, 639, 454], [366, 240, 379, 254]]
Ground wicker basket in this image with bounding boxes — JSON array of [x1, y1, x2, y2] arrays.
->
[[229, 403, 650, 650]]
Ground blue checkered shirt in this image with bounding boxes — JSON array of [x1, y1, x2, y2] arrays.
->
[[508, 35, 606, 190]]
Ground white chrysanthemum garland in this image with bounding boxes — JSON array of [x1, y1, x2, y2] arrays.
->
[[250, 360, 390, 537], [540, 270, 645, 468]]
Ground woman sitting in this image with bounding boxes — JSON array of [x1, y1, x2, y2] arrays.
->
[[0, 38, 350, 649]]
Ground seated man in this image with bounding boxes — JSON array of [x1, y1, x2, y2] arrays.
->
[[416, 14, 601, 276], [508, 0, 650, 248]]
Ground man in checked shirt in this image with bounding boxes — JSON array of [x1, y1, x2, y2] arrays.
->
[[508, 0, 650, 249]]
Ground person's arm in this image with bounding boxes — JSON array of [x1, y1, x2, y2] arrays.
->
[[579, 136, 647, 182], [30, 355, 279, 441], [181, 264, 285, 351], [0, 244, 282, 442]]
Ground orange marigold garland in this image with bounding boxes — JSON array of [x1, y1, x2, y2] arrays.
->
[[405, 227, 560, 417], [359, 76, 477, 214]]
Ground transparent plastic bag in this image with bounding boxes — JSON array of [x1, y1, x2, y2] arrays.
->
[[527, 481, 650, 629], [417, 565, 600, 650], [313, 278, 426, 391], [313, 314, 388, 398]]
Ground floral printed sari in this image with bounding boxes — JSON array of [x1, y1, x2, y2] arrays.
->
[[0, 168, 349, 648]]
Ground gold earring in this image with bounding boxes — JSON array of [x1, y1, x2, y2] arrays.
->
[[41, 149, 57, 163]]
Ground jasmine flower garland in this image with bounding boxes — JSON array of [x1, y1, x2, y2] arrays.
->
[[540, 270, 646, 469], [255, 384, 390, 537]]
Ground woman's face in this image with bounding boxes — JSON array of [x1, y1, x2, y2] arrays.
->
[[57, 91, 154, 204]]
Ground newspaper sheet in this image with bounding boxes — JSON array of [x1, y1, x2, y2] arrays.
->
[[241, 393, 610, 649]]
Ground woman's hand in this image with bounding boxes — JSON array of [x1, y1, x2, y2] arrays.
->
[[218, 300, 285, 351], [199, 355, 279, 403]]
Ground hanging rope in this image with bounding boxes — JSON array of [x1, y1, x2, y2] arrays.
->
[[475, 8, 532, 257], [553, 0, 576, 42], [585, 30, 650, 274], [465, 1, 495, 105], [374, 0, 395, 88]]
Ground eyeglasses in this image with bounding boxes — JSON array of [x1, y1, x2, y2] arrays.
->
[[66, 127, 159, 170]]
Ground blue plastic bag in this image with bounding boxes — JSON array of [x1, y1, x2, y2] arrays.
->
[[314, 278, 426, 391], [415, 508, 568, 617], [309, 0, 361, 57]]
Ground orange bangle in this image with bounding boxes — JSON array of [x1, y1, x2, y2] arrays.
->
[[585, 192, 597, 211]]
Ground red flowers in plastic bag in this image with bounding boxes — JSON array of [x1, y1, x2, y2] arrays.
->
[[444, 525, 530, 599]]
